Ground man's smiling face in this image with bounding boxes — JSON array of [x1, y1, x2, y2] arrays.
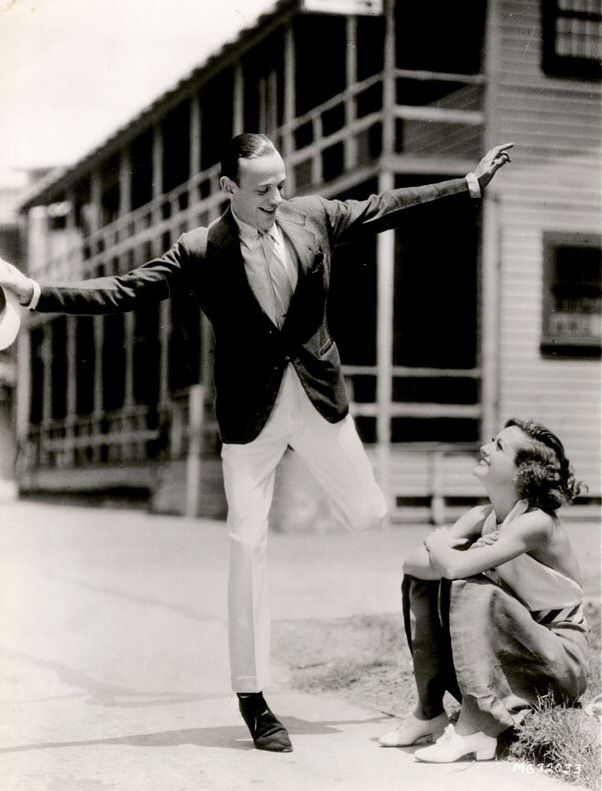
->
[[225, 150, 287, 232]]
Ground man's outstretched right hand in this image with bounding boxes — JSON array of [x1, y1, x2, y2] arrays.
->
[[0, 258, 34, 305]]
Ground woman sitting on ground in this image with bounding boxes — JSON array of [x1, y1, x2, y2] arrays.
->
[[379, 417, 589, 763]]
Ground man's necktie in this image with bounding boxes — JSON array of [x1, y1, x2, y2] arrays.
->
[[258, 231, 293, 328]]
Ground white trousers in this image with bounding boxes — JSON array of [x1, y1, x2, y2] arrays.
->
[[221, 365, 388, 692]]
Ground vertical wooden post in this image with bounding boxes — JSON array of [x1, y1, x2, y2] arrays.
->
[[41, 325, 52, 426], [283, 23, 296, 191], [189, 92, 202, 221], [123, 312, 134, 408], [17, 208, 39, 476], [382, 0, 396, 159], [481, 0, 501, 443], [376, 175, 394, 520], [186, 384, 204, 518], [15, 327, 31, 441], [430, 449, 444, 525], [233, 62, 244, 137], [190, 93, 201, 177], [152, 123, 164, 220], [92, 314, 104, 451], [345, 15, 358, 171], [65, 316, 77, 465], [158, 301, 170, 410], [90, 172, 102, 243], [119, 148, 132, 217], [373, 0, 397, 522], [481, 196, 501, 444]]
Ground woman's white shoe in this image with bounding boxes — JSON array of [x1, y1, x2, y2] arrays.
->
[[378, 712, 449, 747], [414, 724, 497, 763]]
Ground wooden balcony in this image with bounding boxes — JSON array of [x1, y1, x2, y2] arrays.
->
[[21, 67, 488, 516], [34, 68, 485, 282], [21, 405, 167, 471]]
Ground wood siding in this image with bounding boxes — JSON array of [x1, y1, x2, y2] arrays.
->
[[491, 0, 601, 494]]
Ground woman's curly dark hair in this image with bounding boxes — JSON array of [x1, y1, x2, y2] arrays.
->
[[505, 418, 585, 513]]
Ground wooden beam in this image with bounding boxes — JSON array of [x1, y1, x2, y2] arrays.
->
[[233, 61, 244, 136], [345, 15, 358, 171], [375, 168, 395, 513]]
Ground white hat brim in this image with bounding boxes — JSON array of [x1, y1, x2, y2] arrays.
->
[[0, 286, 21, 351]]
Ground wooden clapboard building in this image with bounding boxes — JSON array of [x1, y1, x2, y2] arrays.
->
[[15, 0, 601, 521]]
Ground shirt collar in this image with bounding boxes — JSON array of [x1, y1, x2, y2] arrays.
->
[[231, 207, 278, 249]]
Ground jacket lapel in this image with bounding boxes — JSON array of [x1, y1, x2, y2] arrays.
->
[[206, 209, 274, 325], [276, 203, 322, 278], [205, 203, 323, 332], [208, 202, 321, 275], [207, 208, 264, 298]]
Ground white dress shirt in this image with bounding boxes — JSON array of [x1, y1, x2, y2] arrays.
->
[[231, 209, 298, 328]]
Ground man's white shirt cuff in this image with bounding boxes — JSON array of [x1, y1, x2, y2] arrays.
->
[[24, 279, 41, 310], [465, 172, 481, 199]]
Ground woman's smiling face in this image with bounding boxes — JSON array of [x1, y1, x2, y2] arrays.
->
[[474, 425, 527, 486], [226, 150, 287, 232]]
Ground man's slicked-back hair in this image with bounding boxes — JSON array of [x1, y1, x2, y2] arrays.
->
[[220, 133, 277, 183]]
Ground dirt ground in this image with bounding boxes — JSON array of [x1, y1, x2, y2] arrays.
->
[[273, 600, 602, 723]]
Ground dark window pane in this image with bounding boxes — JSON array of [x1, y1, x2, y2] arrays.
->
[[542, 0, 602, 79], [542, 232, 602, 354]]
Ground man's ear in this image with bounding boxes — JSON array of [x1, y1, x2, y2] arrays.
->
[[220, 176, 235, 195]]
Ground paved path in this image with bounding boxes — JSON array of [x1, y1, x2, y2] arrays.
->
[[0, 499, 598, 791]]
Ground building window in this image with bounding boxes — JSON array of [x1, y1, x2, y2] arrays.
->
[[541, 232, 601, 355], [542, 0, 602, 79]]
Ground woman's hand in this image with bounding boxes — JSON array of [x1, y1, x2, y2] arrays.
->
[[424, 527, 469, 552], [470, 530, 501, 549]]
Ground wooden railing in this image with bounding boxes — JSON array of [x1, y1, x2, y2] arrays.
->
[[363, 440, 484, 524], [23, 404, 168, 470], [344, 363, 481, 417], [37, 163, 225, 281], [35, 68, 486, 281], [24, 68, 486, 475]]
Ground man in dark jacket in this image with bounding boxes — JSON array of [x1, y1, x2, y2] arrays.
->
[[0, 134, 512, 752]]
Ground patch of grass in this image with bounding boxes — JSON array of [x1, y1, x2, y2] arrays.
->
[[508, 697, 600, 790], [273, 601, 601, 788], [506, 600, 601, 790], [584, 601, 602, 698]]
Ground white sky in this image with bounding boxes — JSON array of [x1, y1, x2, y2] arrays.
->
[[0, 0, 275, 186]]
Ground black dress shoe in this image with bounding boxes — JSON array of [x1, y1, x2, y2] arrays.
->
[[238, 695, 293, 752]]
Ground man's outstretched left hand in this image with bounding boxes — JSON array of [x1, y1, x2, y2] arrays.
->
[[474, 142, 514, 190]]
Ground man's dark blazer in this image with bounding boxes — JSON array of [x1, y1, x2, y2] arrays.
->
[[36, 178, 471, 443]]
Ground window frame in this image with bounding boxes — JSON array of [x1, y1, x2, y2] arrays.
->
[[541, 230, 602, 357], [542, 0, 602, 80]]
